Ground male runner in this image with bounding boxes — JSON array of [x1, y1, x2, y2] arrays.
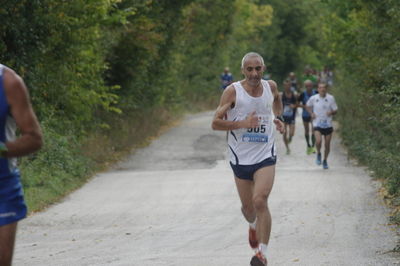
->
[[281, 80, 297, 154], [0, 64, 43, 265], [220, 67, 234, 90], [288, 72, 298, 93], [305, 83, 337, 169], [212, 52, 284, 266], [298, 80, 317, 154]]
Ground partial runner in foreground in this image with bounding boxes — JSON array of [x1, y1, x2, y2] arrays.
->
[[0, 64, 43, 265], [212, 52, 284, 266], [305, 83, 338, 169]]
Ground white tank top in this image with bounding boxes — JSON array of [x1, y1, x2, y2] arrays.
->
[[227, 80, 276, 165]]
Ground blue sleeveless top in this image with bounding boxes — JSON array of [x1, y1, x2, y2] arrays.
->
[[300, 89, 317, 117], [0, 64, 22, 202]]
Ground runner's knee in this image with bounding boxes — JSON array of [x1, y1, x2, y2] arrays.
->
[[253, 194, 268, 212]]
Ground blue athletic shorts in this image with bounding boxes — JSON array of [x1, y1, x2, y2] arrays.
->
[[230, 156, 277, 181], [302, 116, 311, 123], [314, 127, 333, 136], [0, 175, 27, 226], [283, 116, 295, 125]]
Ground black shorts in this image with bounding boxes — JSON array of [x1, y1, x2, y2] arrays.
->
[[283, 116, 295, 125], [230, 156, 277, 181], [302, 116, 311, 123], [314, 127, 333, 136]]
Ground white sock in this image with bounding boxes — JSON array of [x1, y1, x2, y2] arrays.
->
[[249, 218, 257, 230], [259, 243, 268, 258]]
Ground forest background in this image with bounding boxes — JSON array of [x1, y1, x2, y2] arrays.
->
[[0, 0, 399, 222]]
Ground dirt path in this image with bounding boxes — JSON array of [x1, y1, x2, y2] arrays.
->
[[14, 111, 399, 265]]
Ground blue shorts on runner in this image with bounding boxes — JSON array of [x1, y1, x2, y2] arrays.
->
[[230, 156, 277, 181], [314, 127, 333, 136], [283, 116, 295, 125], [302, 116, 311, 123], [0, 173, 27, 226]]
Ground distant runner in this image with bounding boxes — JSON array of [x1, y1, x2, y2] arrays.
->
[[305, 83, 338, 169], [220, 67, 234, 90], [298, 80, 317, 154], [288, 72, 298, 93], [281, 80, 297, 154], [0, 64, 43, 265], [212, 52, 284, 266]]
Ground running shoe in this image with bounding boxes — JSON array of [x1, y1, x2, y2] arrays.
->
[[312, 147, 316, 154], [307, 147, 313, 155], [323, 160, 329, 169], [250, 251, 267, 266], [316, 153, 322, 165], [249, 227, 258, 249]]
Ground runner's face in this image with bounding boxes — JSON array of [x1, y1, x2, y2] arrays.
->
[[284, 82, 291, 92], [305, 83, 313, 91], [242, 57, 264, 86], [318, 84, 327, 96]]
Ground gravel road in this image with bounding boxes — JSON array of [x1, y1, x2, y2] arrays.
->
[[13, 111, 400, 265]]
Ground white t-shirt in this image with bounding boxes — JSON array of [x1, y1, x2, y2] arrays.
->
[[306, 93, 338, 128]]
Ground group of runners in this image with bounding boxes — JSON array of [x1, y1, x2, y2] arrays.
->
[[280, 69, 337, 171], [213, 52, 337, 265]]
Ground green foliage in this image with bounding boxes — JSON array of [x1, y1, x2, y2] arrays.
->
[[19, 122, 91, 210], [323, 0, 400, 196], [0, 0, 121, 127]]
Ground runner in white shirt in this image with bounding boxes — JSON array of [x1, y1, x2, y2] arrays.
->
[[212, 52, 284, 266], [305, 83, 338, 169]]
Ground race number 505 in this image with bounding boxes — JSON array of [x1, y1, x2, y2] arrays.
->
[[247, 125, 266, 133]]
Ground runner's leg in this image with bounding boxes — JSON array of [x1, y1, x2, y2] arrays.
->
[[303, 121, 310, 147], [283, 124, 289, 152], [323, 133, 333, 161], [289, 123, 295, 142], [315, 130, 322, 154], [253, 165, 275, 244], [0, 222, 18, 266], [311, 124, 316, 147], [234, 177, 256, 223]]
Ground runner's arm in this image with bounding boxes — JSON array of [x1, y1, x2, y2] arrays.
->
[[268, 80, 285, 133], [3, 68, 43, 157], [305, 99, 315, 119], [327, 110, 337, 116], [327, 98, 338, 116], [268, 80, 283, 117], [211, 85, 257, 131]]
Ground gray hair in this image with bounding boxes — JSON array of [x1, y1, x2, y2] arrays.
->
[[304, 79, 313, 85], [241, 52, 265, 68]]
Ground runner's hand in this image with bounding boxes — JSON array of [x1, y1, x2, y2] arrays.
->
[[244, 111, 259, 129], [311, 113, 316, 119], [273, 119, 285, 134]]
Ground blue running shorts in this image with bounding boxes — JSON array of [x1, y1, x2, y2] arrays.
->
[[230, 156, 277, 181], [0, 175, 27, 226]]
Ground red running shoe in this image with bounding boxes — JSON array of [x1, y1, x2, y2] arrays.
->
[[249, 227, 258, 249], [250, 251, 267, 266]]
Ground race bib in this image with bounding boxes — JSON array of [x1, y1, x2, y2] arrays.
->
[[241, 115, 271, 143], [317, 119, 330, 128], [283, 105, 293, 117]]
